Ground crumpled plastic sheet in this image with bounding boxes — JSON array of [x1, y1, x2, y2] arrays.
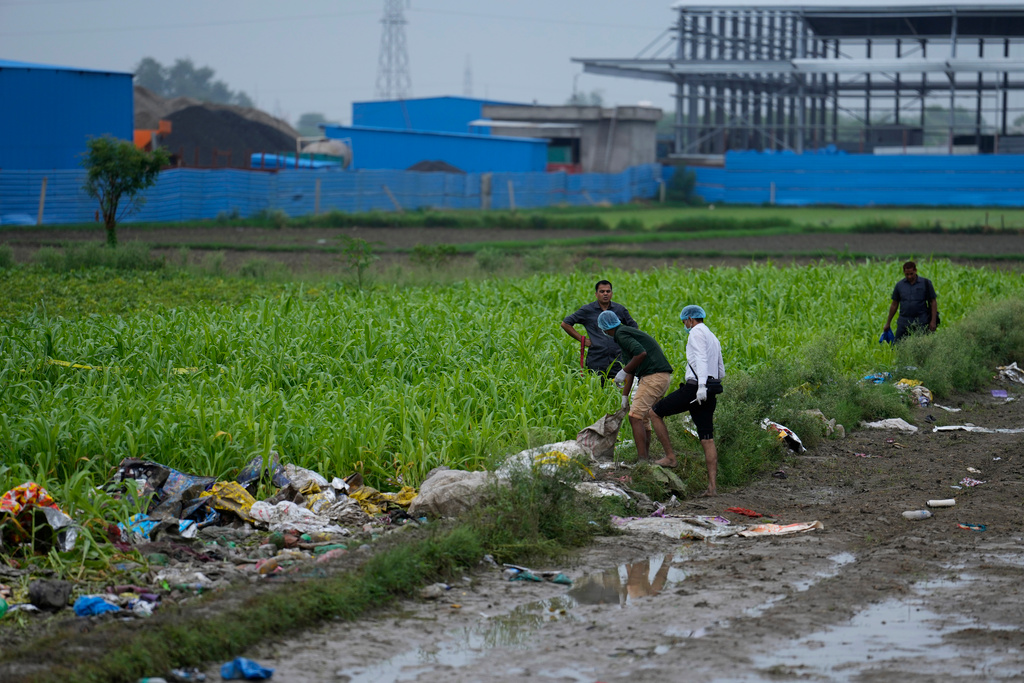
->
[[117, 513, 197, 544], [0, 482, 77, 552], [73, 595, 121, 616], [896, 379, 933, 406], [154, 568, 216, 589], [497, 440, 595, 479], [111, 458, 217, 525], [347, 485, 418, 516], [236, 452, 291, 495], [737, 520, 824, 537], [323, 497, 368, 526], [614, 515, 740, 540], [934, 425, 1024, 434], [221, 657, 274, 680], [861, 418, 919, 433], [861, 372, 892, 384], [249, 500, 349, 535], [283, 464, 336, 515], [575, 482, 632, 499], [997, 361, 1024, 385], [760, 419, 806, 453], [199, 481, 258, 524]]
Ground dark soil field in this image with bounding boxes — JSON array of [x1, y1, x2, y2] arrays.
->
[[4, 226, 1024, 274]]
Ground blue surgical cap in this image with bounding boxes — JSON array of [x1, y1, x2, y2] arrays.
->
[[679, 305, 707, 321], [597, 310, 622, 330]]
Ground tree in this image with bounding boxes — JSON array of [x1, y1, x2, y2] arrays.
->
[[133, 57, 253, 107], [566, 89, 604, 107], [296, 113, 331, 137], [82, 137, 169, 247]]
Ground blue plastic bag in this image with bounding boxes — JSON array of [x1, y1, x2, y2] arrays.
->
[[73, 595, 121, 616], [879, 329, 895, 345], [220, 657, 274, 680]]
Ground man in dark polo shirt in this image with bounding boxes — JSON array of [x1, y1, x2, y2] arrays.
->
[[598, 310, 673, 461], [561, 280, 639, 379], [883, 261, 938, 342]]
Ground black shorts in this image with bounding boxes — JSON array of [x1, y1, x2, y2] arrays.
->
[[652, 382, 717, 440]]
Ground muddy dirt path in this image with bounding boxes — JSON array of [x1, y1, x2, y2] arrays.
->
[[205, 390, 1024, 682]]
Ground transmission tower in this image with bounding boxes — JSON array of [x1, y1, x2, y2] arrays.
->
[[375, 0, 412, 100], [463, 55, 473, 97]]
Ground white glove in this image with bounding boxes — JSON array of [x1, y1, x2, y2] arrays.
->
[[620, 395, 629, 411], [614, 369, 628, 388], [694, 385, 708, 404]]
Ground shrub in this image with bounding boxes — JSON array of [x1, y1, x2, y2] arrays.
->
[[410, 244, 458, 270], [0, 244, 13, 269], [238, 257, 289, 281], [474, 246, 507, 272], [896, 298, 1024, 396]]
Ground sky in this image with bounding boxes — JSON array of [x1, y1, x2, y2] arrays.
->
[[0, 0, 684, 126]]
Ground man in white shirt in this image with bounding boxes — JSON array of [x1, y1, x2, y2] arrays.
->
[[649, 305, 725, 496]]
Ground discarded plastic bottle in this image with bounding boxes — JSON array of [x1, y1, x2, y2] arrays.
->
[[927, 499, 956, 507], [138, 678, 168, 683], [0, 598, 7, 619], [902, 510, 933, 520]]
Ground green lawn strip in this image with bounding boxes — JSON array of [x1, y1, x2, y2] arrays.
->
[[419, 227, 815, 253], [577, 248, 1024, 262], [13, 525, 484, 683]]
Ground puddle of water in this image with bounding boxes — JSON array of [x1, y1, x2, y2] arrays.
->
[[568, 554, 685, 607], [751, 576, 1018, 681], [790, 551, 857, 592], [337, 596, 578, 682]]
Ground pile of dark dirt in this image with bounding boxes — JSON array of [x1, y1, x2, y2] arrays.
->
[[407, 160, 465, 173], [162, 106, 297, 169]]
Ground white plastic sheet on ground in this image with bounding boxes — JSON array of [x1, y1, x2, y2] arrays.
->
[[249, 500, 349, 534], [933, 424, 1024, 434], [935, 404, 962, 412], [860, 418, 918, 433], [997, 362, 1024, 385], [737, 521, 824, 537], [760, 419, 806, 453], [575, 482, 632, 499], [615, 515, 741, 540], [496, 440, 594, 479]]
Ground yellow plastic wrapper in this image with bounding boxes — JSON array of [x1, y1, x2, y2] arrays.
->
[[348, 485, 418, 515], [199, 481, 257, 523]]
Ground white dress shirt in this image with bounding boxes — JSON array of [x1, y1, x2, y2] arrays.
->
[[684, 323, 725, 386]]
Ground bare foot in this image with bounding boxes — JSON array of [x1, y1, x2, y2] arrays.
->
[[653, 457, 677, 467], [700, 489, 716, 497]]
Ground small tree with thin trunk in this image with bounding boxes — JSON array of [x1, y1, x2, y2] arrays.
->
[[82, 136, 169, 247]]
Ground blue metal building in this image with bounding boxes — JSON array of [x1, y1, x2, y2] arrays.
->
[[323, 124, 548, 173], [352, 96, 514, 134], [0, 58, 133, 170]]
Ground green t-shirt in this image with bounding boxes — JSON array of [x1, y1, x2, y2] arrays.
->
[[612, 326, 673, 377]]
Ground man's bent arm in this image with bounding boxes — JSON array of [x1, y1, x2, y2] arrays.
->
[[561, 321, 590, 346]]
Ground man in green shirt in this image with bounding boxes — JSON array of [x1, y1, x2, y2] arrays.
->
[[597, 310, 673, 461]]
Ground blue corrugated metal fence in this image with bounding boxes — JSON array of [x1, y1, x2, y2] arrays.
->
[[692, 153, 1024, 206], [0, 165, 662, 225]]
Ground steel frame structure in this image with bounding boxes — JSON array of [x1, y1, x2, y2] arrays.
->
[[574, 3, 1024, 156]]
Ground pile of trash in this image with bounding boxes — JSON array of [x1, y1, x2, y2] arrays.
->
[[0, 452, 422, 620]]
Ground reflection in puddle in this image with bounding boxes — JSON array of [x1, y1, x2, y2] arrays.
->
[[752, 575, 1018, 681], [338, 554, 683, 681], [569, 554, 686, 607], [338, 597, 578, 682]]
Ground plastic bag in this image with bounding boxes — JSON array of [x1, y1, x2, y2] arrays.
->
[[576, 408, 626, 459]]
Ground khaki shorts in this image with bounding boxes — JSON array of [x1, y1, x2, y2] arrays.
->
[[628, 372, 672, 420]]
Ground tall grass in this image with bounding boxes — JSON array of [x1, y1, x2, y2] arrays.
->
[[1, 260, 1022, 504]]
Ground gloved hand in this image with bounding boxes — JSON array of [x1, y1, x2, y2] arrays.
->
[[620, 395, 629, 411], [614, 369, 628, 387], [695, 385, 708, 404]]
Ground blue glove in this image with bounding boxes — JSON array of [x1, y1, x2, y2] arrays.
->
[[879, 329, 895, 344]]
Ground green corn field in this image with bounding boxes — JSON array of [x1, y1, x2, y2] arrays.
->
[[2, 259, 1022, 499]]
